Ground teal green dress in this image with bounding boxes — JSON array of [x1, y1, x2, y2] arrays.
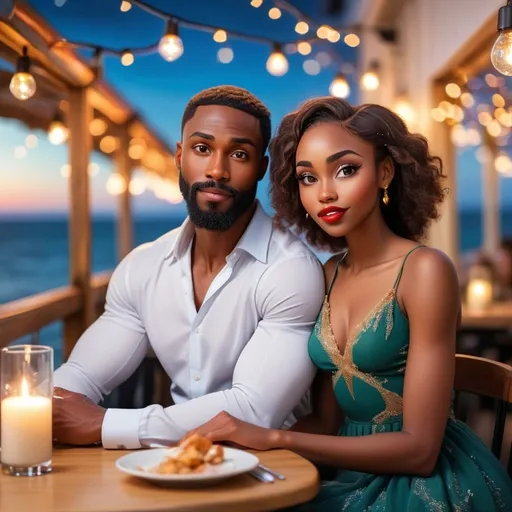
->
[[294, 246, 512, 511]]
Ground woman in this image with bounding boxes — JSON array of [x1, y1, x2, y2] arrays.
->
[[183, 98, 512, 510]]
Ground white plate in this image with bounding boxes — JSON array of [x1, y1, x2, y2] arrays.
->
[[115, 447, 259, 488]]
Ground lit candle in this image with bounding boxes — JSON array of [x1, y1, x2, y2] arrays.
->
[[1, 377, 52, 468], [466, 278, 493, 309], [1, 345, 53, 476]]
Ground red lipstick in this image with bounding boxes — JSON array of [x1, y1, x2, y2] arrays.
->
[[317, 206, 348, 224]]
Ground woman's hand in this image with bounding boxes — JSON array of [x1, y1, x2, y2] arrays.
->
[[181, 411, 281, 451]]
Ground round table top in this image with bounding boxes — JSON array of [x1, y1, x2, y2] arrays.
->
[[0, 447, 319, 512]]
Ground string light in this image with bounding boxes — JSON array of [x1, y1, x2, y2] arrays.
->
[[121, 50, 134, 66], [327, 30, 341, 43], [361, 61, 380, 91], [129, 176, 146, 195], [89, 118, 108, 136], [100, 135, 118, 154], [158, 19, 184, 62], [120, 1, 132, 12], [25, 134, 38, 148], [329, 73, 350, 98], [491, 1, 512, 76], [266, 43, 288, 76], [10, 46, 37, 101], [217, 47, 234, 64], [48, 113, 69, 146], [393, 95, 416, 127], [297, 41, 312, 55], [316, 25, 330, 39], [49, 0, 373, 79], [268, 7, 281, 19], [295, 21, 309, 35], [106, 173, 127, 196], [303, 59, 321, 76], [213, 30, 227, 43], [344, 33, 360, 47], [445, 83, 462, 98]]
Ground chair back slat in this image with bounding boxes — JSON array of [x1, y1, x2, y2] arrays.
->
[[454, 354, 512, 471], [454, 354, 512, 401]]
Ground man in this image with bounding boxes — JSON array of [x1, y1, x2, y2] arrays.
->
[[52, 85, 325, 449]]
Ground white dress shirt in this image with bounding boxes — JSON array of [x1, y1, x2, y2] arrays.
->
[[53, 202, 325, 449]]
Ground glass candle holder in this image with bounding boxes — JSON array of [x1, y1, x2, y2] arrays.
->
[[1, 345, 53, 476], [466, 264, 494, 310]]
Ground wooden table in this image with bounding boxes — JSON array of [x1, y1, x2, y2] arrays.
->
[[0, 447, 319, 512], [462, 301, 512, 329]]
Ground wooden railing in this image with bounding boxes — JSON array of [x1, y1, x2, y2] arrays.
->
[[0, 271, 112, 353]]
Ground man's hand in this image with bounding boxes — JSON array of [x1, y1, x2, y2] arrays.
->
[[52, 387, 106, 446]]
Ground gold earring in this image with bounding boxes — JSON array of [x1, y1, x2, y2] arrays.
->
[[382, 186, 389, 205]]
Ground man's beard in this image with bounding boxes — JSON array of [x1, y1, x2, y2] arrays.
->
[[179, 172, 257, 231]]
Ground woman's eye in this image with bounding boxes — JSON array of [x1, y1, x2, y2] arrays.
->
[[297, 174, 316, 185], [336, 164, 360, 178], [193, 144, 210, 154]]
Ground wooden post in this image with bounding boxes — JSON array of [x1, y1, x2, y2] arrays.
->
[[116, 128, 133, 261], [427, 81, 459, 264], [482, 133, 500, 256], [63, 87, 93, 360]]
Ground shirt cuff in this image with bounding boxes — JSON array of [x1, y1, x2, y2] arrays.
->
[[101, 408, 143, 449]]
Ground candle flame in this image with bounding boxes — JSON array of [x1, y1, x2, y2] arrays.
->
[[21, 376, 30, 397]]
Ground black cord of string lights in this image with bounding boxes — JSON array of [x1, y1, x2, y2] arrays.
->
[[47, 0, 372, 69]]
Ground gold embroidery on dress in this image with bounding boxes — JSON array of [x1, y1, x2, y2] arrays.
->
[[412, 479, 449, 511], [413, 477, 475, 512], [481, 471, 507, 511], [316, 290, 404, 424]]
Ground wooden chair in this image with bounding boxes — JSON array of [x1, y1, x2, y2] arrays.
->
[[454, 354, 512, 475]]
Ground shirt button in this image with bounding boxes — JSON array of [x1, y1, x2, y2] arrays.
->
[[194, 374, 201, 381]]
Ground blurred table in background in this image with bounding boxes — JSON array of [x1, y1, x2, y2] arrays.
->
[[462, 302, 512, 329]]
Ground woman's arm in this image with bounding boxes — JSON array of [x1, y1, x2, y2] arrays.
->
[[289, 370, 343, 435], [184, 248, 460, 476]]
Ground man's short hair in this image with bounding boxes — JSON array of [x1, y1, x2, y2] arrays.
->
[[181, 85, 271, 155]]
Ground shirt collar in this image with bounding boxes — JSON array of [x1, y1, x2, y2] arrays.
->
[[165, 200, 273, 265]]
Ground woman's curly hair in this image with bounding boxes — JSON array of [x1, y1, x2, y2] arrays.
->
[[269, 97, 447, 253]]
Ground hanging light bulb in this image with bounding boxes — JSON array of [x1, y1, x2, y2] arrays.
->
[[393, 94, 416, 128], [360, 61, 380, 91], [158, 19, 184, 62], [266, 43, 288, 76], [213, 29, 227, 43], [295, 21, 309, 35], [120, 0, 131, 12], [329, 73, 350, 98], [121, 50, 134, 66], [491, 1, 512, 76], [48, 113, 69, 146], [9, 46, 37, 101]]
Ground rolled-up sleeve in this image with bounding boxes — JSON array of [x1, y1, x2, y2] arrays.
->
[[103, 255, 325, 448]]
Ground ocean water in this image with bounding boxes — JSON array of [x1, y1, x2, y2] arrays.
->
[[1, 210, 512, 365]]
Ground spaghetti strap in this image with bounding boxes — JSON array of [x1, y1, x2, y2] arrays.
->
[[327, 251, 348, 297], [392, 245, 425, 290]]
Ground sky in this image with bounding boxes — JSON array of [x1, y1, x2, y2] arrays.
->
[[0, 0, 511, 217]]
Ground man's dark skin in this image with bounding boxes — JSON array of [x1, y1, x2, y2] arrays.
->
[[52, 104, 268, 446]]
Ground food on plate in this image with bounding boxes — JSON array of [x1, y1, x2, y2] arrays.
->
[[147, 434, 225, 475]]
